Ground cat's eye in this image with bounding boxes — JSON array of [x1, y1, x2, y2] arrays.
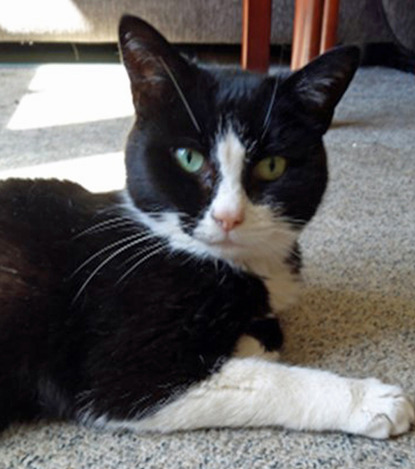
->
[[174, 148, 205, 173], [253, 156, 286, 181]]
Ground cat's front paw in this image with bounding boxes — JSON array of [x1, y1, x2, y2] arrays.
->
[[347, 379, 414, 439]]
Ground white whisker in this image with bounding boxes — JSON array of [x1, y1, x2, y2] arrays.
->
[[73, 235, 161, 303], [71, 232, 155, 278], [238, 224, 295, 240], [261, 79, 278, 141], [122, 240, 166, 267], [158, 56, 202, 134], [73, 217, 135, 239], [277, 215, 307, 227], [117, 244, 168, 285]]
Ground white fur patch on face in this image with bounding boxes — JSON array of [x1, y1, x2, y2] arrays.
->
[[213, 126, 246, 209], [122, 124, 300, 296], [206, 127, 246, 232], [193, 127, 247, 246], [192, 126, 299, 272]]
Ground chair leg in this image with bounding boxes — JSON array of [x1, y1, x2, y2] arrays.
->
[[291, 0, 324, 70], [320, 0, 340, 53], [241, 0, 272, 73]]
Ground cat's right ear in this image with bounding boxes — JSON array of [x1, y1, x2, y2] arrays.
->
[[279, 46, 361, 134], [118, 15, 191, 109]]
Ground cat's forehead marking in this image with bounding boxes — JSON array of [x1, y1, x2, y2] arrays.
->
[[215, 126, 246, 184], [210, 126, 247, 219]]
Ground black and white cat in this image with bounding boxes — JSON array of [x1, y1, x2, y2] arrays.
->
[[0, 15, 413, 438]]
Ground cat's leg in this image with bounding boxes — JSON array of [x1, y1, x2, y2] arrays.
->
[[234, 316, 284, 361], [233, 334, 280, 361], [106, 358, 414, 438]]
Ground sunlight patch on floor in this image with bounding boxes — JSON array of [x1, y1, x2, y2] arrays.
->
[[7, 64, 134, 130], [0, 152, 126, 193], [0, 0, 89, 34]]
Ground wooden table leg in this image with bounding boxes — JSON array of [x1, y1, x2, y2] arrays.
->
[[241, 0, 272, 73], [320, 0, 340, 53], [291, 0, 324, 70]]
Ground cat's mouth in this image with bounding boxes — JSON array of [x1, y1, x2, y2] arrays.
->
[[208, 238, 240, 248], [194, 233, 246, 254], [208, 240, 243, 254]]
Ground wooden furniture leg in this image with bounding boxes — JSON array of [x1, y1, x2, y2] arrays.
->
[[241, 0, 272, 73], [291, 0, 324, 70], [320, 0, 340, 53]]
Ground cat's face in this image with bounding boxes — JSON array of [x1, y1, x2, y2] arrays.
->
[[119, 16, 359, 265]]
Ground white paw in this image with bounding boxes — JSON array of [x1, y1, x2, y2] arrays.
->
[[233, 335, 280, 361], [348, 378, 415, 439]]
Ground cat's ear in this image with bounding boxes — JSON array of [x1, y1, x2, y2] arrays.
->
[[118, 15, 192, 108], [281, 46, 360, 134]]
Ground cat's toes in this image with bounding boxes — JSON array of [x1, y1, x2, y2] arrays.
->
[[233, 335, 280, 361], [348, 379, 415, 439]]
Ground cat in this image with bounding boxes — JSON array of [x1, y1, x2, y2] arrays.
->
[[0, 14, 413, 438]]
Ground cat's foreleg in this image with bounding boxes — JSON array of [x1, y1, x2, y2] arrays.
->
[[114, 358, 414, 438]]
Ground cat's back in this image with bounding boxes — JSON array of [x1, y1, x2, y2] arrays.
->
[[0, 178, 119, 312], [0, 178, 114, 234]]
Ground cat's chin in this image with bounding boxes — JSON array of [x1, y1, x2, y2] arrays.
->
[[194, 235, 259, 264], [194, 233, 240, 249], [121, 195, 296, 268], [203, 241, 244, 259]]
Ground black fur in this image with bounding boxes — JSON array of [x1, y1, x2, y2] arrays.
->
[[0, 178, 274, 428], [0, 16, 359, 431], [121, 17, 359, 232]]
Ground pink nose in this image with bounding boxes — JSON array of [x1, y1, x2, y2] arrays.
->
[[211, 209, 244, 232]]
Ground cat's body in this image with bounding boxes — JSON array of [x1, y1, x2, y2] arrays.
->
[[0, 16, 413, 437], [0, 178, 278, 427]]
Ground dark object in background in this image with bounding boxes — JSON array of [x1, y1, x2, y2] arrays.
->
[[381, 0, 415, 53], [361, 43, 415, 73]]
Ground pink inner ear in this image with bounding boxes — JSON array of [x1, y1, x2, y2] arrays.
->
[[297, 76, 337, 108], [119, 15, 180, 107], [119, 16, 200, 133]]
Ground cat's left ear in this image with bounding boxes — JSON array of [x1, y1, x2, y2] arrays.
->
[[281, 46, 360, 134], [118, 15, 194, 109]]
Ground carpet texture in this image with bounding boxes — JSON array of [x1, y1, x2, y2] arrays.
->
[[0, 63, 414, 468]]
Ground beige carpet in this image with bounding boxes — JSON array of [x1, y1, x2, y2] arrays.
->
[[0, 63, 414, 468]]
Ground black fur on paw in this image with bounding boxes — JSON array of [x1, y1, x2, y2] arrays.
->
[[245, 317, 284, 351]]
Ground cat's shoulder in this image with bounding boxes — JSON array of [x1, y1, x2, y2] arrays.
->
[[0, 178, 124, 243], [0, 177, 113, 200], [0, 178, 119, 213]]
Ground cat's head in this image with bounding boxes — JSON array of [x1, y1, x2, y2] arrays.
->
[[119, 15, 359, 267]]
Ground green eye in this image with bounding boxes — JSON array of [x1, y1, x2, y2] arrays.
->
[[253, 156, 286, 181], [174, 148, 205, 173]]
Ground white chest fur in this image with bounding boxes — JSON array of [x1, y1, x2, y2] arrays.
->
[[244, 256, 302, 313]]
